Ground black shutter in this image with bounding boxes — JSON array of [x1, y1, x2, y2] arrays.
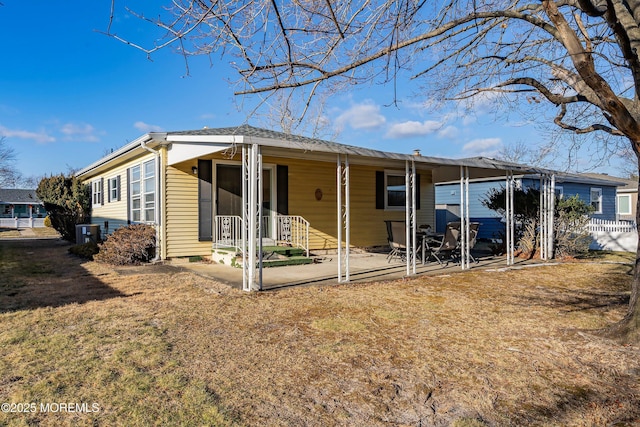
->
[[277, 165, 289, 215], [116, 175, 121, 201], [198, 160, 213, 241], [375, 171, 384, 209]]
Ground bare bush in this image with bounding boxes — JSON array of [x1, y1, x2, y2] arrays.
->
[[94, 224, 156, 265]]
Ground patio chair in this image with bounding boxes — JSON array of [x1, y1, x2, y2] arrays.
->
[[430, 222, 461, 265], [385, 220, 407, 263], [467, 222, 480, 263]]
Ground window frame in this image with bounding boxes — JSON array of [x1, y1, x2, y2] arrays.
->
[[92, 180, 102, 207], [617, 193, 632, 216], [108, 176, 119, 202], [590, 187, 603, 214], [129, 159, 156, 224], [384, 170, 407, 211]]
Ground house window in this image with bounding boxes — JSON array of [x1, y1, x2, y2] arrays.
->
[[130, 159, 156, 223], [92, 180, 102, 206], [618, 194, 632, 216], [385, 172, 406, 210], [590, 187, 603, 214], [108, 176, 120, 202]]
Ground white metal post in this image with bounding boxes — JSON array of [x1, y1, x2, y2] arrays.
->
[[405, 161, 411, 276], [540, 175, 551, 260], [459, 167, 464, 269], [506, 171, 516, 265], [337, 155, 343, 283], [257, 147, 263, 291], [411, 160, 417, 275], [539, 176, 544, 260], [335, 154, 351, 282], [459, 166, 468, 270], [510, 172, 515, 264], [248, 144, 258, 290], [241, 145, 249, 291], [343, 155, 350, 282], [548, 174, 555, 259], [505, 172, 511, 265], [465, 166, 470, 268]]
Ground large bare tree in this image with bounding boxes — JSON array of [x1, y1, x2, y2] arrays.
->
[[0, 137, 17, 187], [108, 0, 640, 343]]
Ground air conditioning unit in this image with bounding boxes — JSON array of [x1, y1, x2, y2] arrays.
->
[[75, 224, 101, 245]]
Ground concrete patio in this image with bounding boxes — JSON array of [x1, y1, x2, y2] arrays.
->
[[171, 246, 546, 291]]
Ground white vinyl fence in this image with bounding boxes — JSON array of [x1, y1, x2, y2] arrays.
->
[[0, 218, 45, 228], [586, 218, 638, 252]]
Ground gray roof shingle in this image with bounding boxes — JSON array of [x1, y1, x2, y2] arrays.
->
[[0, 189, 42, 204]]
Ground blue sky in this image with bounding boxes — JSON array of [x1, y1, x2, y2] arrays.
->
[[0, 2, 629, 183]]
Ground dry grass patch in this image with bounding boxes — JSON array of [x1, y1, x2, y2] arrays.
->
[[0, 228, 21, 238], [1, 239, 639, 426]]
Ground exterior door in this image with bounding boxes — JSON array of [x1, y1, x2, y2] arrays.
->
[[216, 164, 242, 216], [216, 164, 275, 238]]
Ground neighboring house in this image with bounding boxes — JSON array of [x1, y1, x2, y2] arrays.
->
[[435, 171, 626, 240], [580, 173, 638, 221], [77, 125, 534, 262], [0, 189, 47, 219]]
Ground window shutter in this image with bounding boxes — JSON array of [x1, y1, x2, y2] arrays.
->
[[277, 165, 289, 215], [198, 160, 213, 241], [100, 178, 104, 206], [116, 175, 121, 201], [107, 179, 112, 203], [375, 171, 384, 209]]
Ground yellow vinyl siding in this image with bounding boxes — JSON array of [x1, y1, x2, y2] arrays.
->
[[86, 152, 159, 238], [268, 157, 434, 250], [164, 155, 435, 257], [165, 163, 211, 257], [88, 166, 129, 235]]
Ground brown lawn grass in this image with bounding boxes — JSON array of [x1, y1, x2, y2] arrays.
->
[[0, 239, 639, 426], [0, 227, 61, 239]]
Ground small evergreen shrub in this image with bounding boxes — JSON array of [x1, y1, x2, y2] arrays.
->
[[68, 242, 100, 260], [43, 215, 52, 228], [94, 224, 156, 265]]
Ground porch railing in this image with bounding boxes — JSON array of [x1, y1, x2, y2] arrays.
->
[[276, 215, 310, 257], [213, 214, 310, 257], [214, 215, 243, 250]]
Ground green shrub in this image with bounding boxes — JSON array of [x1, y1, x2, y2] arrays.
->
[[36, 174, 91, 241], [94, 224, 156, 265], [68, 242, 100, 260], [43, 215, 52, 228]]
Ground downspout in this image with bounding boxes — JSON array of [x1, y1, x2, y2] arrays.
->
[[141, 135, 164, 262]]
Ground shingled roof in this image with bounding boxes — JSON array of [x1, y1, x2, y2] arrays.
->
[[168, 124, 330, 145], [0, 189, 42, 204]]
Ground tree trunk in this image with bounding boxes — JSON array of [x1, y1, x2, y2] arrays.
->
[[601, 165, 640, 344]]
